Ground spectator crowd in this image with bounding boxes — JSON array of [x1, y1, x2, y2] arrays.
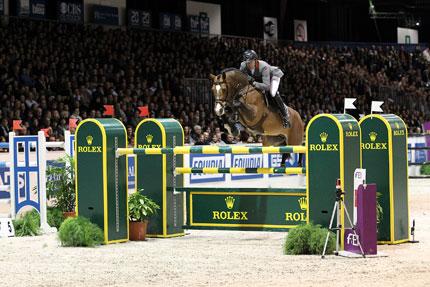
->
[[0, 18, 429, 145]]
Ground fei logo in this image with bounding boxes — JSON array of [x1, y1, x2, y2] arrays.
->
[[347, 233, 360, 246]]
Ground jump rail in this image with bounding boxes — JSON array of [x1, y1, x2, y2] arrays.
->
[[175, 167, 306, 174], [116, 145, 306, 157]]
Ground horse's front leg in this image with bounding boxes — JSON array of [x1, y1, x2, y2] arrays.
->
[[236, 97, 257, 119]]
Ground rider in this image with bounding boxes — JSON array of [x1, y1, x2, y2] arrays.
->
[[239, 49, 290, 128]]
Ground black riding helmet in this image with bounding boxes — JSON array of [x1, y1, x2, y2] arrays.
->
[[243, 49, 258, 62]]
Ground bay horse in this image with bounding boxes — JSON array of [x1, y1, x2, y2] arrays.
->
[[209, 68, 304, 165]]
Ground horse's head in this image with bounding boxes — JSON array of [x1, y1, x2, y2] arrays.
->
[[209, 69, 247, 116], [210, 72, 230, 116]]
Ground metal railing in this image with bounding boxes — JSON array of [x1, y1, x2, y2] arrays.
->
[[182, 78, 213, 111]]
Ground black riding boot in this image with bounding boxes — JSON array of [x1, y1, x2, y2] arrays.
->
[[274, 93, 291, 128]]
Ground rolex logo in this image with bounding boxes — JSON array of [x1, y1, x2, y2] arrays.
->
[[348, 123, 353, 130], [298, 197, 307, 210], [369, 132, 377, 142], [86, 135, 93, 145], [225, 196, 235, 209], [146, 134, 153, 144], [320, 132, 328, 143], [395, 123, 400, 129]]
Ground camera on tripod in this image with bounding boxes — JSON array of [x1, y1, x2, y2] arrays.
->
[[335, 179, 345, 201], [321, 178, 365, 259]]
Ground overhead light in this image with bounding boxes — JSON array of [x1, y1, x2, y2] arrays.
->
[[416, 21, 420, 26]]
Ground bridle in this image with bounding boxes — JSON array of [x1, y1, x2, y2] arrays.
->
[[213, 78, 230, 112], [213, 77, 242, 111]]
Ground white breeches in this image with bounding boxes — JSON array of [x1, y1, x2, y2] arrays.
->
[[270, 76, 281, 97]]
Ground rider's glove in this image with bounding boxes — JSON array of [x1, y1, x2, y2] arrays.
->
[[247, 75, 254, 85]]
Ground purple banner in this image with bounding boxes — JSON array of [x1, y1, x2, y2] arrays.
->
[[423, 121, 430, 159], [344, 184, 377, 255]]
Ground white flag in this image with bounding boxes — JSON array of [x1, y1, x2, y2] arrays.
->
[[344, 98, 357, 111], [371, 101, 384, 113]]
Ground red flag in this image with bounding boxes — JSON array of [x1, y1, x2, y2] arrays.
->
[[103, 105, 114, 116], [41, 128, 50, 137], [138, 106, 149, 117], [12, 120, 23, 131], [69, 118, 78, 129]]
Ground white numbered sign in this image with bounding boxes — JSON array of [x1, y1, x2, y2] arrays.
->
[[0, 218, 15, 237]]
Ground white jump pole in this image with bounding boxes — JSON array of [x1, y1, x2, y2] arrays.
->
[[37, 131, 57, 233], [8, 132, 16, 219]]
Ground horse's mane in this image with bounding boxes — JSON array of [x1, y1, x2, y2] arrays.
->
[[220, 67, 240, 73], [220, 68, 248, 81]]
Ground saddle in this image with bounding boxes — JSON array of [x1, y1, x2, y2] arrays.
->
[[235, 85, 279, 112]]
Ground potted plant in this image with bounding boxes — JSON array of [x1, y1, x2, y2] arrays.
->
[[46, 155, 76, 218], [128, 191, 160, 241]]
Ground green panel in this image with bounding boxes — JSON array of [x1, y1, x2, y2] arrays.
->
[[162, 119, 184, 236], [135, 119, 184, 237], [75, 118, 128, 243], [76, 121, 105, 230], [185, 188, 307, 230], [104, 119, 128, 242], [390, 117, 409, 241], [307, 116, 341, 227], [360, 114, 409, 243], [307, 114, 360, 232], [338, 115, 361, 229], [136, 120, 164, 236], [360, 117, 391, 241]]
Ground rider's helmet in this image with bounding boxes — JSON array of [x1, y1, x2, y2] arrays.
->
[[243, 50, 258, 62]]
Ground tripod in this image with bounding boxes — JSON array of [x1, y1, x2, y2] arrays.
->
[[321, 182, 366, 259]]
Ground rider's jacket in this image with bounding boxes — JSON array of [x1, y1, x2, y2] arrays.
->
[[239, 60, 284, 92]]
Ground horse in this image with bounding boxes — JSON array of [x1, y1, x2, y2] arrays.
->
[[209, 68, 304, 165]]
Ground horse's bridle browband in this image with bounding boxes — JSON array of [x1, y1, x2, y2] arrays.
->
[[214, 78, 248, 110]]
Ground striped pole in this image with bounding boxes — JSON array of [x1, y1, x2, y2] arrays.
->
[[116, 145, 306, 157], [175, 167, 306, 175]]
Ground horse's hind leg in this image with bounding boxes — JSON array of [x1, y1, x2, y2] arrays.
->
[[297, 153, 303, 167], [262, 136, 290, 167], [281, 153, 289, 167]]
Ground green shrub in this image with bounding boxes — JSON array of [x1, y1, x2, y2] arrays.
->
[[309, 225, 335, 254], [284, 224, 314, 255], [58, 216, 104, 247], [13, 209, 41, 236], [47, 207, 65, 229], [284, 223, 335, 255], [420, 164, 430, 175]]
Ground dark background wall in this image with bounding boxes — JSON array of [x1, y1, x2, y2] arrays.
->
[[10, 0, 430, 43], [193, 0, 429, 43]]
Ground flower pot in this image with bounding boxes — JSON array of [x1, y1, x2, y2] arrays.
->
[[63, 211, 76, 218], [129, 220, 148, 241]]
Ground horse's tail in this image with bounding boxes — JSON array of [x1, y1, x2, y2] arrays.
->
[[287, 108, 305, 146]]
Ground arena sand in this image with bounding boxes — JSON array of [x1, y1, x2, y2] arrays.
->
[[0, 179, 428, 287]]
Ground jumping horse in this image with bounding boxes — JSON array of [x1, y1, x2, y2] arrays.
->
[[210, 68, 304, 165]]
